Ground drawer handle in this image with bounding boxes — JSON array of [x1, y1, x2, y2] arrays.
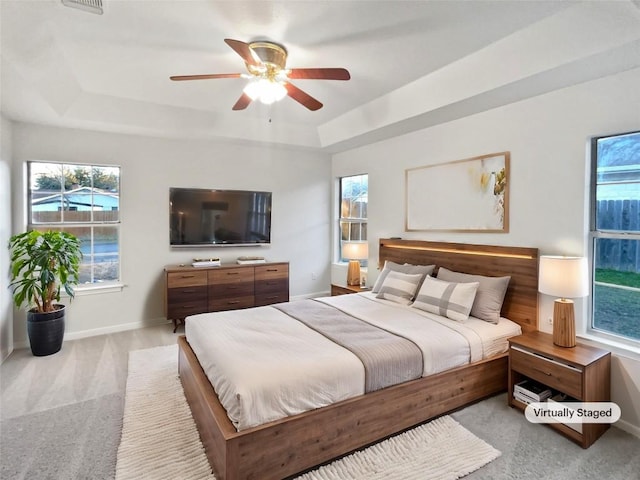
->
[[181, 289, 196, 293], [266, 269, 278, 272], [180, 274, 195, 278], [227, 300, 240, 304], [265, 295, 278, 300], [227, 272, 240, 275], [533, 368, 552, 377]]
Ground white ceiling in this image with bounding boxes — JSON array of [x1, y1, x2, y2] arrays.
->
[[2, 0, 640, 152]]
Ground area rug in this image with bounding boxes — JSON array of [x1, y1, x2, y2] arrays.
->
[[116, 344, 501, 480]]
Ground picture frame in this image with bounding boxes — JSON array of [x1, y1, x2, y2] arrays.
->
[[405, 152, 510, 232]]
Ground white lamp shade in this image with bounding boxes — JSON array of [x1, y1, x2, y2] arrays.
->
[[538, 255, 589, 299], [342, 241, 368, 260]]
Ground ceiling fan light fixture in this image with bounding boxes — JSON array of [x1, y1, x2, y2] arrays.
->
[[243, 78, 287, 105], [171, 38, 349, 111]]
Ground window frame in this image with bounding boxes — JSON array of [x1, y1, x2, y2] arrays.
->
[[338, 174, 368, 264], [27, 160, 122, 291], [587, 131, 640, 349]]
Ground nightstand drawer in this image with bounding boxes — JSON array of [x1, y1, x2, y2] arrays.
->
[[510, 346, 583, 399], [331, 284, 369, 296]]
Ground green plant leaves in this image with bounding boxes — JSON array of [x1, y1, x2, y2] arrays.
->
[[8, 230, 83, 313]]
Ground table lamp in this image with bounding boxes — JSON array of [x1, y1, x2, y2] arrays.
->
[[342, 241, 368, 286], [538, 255, 588, 347]]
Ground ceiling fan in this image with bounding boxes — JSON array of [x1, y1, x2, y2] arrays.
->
[[170, 39, 350, 111]]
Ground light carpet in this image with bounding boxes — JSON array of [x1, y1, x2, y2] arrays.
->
[[116, 344, 501, 480]]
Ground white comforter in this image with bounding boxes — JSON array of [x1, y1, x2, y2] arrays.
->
[[185, 292, 521, 431]]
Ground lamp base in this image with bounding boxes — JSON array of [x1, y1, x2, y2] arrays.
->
[[553, 299, 576, 348], [347, 260, 361, 286]]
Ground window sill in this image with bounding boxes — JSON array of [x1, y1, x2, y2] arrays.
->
[[577, 332, 640, 360], [75, 283, 125, 296]]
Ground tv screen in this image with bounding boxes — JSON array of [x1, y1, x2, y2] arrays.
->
[[170, 188, 271, 246]]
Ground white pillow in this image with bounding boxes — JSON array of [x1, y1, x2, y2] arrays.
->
[[412, 276, 479, 322], [375, 270, 423, 306]]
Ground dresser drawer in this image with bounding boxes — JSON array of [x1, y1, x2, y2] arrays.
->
[[255, 292, 289, 306], [167, 285, 207, 319], [209, 281, 254, 299], [510, 346, 583, 399], [167, 286, 207, 304], [209, 267, 254, 285], [255, 263, 289, 281], [209, 296, 255, 311], [255, 277, 288, 295], [167, 302, 208, 319], [167, 271, 208, 288]]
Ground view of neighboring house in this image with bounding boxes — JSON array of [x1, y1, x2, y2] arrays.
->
[[31, 186, 119, 212]]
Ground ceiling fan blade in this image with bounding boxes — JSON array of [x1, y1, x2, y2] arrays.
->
[[224, 38, 262, 67], [232, 92, 253, 111], [284, 82, 323, 111], [170, 73, 242, 81], [287, 68, 351, 81]]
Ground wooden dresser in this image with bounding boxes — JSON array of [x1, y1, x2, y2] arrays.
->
[[165, 262, 289, 331]]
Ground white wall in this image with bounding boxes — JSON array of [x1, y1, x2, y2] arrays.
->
[[11, 124, 332, 343], [0, 116, 13, 362], [331, 68, 640, 435]]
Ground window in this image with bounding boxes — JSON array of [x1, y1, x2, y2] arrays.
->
[[589, 131, 640, 344], [28, 162, 121, 287], [339, 174, 368, 262]]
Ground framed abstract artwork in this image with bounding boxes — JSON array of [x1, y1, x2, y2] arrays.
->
[[405, 152, 509, 232]]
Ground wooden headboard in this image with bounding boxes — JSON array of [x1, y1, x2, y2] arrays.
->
[[379, 238, 539, 332]]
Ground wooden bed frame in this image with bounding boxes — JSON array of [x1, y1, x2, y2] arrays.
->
[[178, 239, 539, 480]]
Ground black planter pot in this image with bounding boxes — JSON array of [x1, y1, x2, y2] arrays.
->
[[27, 305, 66, 356]]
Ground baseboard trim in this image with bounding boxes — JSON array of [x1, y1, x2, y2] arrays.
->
[[66, 317, 171, 341], [615, 418, 640, 439], [12, 317, 170, 350], [0, 346, 14, 364]]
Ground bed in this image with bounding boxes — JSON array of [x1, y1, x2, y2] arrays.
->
[[178, 238, 539, 480]]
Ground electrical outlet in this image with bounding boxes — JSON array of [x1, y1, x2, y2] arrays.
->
[[547, 317, 553, 325]]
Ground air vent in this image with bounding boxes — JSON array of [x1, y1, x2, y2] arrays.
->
[[61, 0, 103, 15]]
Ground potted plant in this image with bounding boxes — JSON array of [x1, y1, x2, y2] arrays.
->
[[9, 230, 82, 356]]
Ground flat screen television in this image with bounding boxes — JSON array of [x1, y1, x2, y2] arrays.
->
[[170, 188, 271, 247]]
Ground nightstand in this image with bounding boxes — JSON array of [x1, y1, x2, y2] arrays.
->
[[508, 331, 611, 448], [330, 284, 370, 296]]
